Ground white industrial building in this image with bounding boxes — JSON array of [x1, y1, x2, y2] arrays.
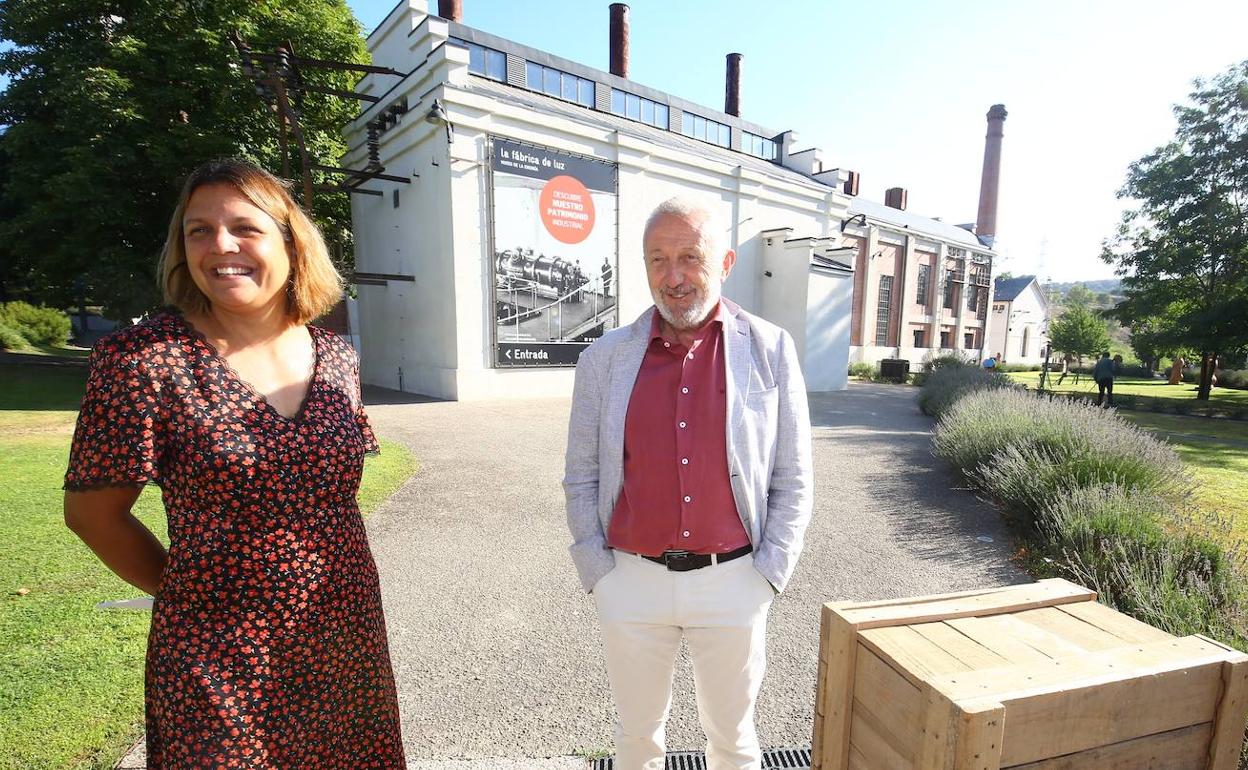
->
[[343, 0, 1005, 400]]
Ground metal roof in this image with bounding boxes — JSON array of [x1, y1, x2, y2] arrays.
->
[[847, 198, 987, 251], [993, 275, 1038, 302]]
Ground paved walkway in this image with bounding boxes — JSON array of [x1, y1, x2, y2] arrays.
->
[[117, 382, 1026, 769]]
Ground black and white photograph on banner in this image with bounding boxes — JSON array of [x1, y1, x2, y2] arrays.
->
[[490, 137, 618, 367]]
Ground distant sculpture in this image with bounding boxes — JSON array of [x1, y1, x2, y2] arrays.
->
[[1168, 356, 1185, 386]]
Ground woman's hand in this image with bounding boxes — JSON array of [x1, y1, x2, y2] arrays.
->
[[64, 487, 168, 596]]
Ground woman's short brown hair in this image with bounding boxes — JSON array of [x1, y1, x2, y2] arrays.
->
[[157, 159, 344, 325]]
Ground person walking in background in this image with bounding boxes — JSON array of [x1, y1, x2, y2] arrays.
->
[[564, 197, 814, 770], [1094, 350, 1116, 406], [63, 159, 406, 769]]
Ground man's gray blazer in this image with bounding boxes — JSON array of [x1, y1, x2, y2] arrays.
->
[[563, 299, 814, 594]]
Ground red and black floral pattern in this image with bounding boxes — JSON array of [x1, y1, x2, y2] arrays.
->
[[65, 311, 405, 769]]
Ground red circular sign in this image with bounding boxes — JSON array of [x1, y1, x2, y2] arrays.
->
[[539, 175, 596, 244]]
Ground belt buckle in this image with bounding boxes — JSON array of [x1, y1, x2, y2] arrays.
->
[[661, 550, 696, 572]]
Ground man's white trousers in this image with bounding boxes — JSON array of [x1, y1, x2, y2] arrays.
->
[[592, 550, 775, 770]]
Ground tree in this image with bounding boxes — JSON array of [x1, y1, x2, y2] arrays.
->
[[1064, 283, 1096, 309], [1102, 60, 1248, 400], [1048, 305, 1111, 367], [0, 1, 368, 321]]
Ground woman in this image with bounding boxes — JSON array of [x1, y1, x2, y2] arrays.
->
[[64, 159, 406, 768]]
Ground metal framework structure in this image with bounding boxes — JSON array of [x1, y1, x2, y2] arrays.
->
[[230, 34, 411, 202]]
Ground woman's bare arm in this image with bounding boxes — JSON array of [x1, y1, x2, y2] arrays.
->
[[64, 487, 167, 596]]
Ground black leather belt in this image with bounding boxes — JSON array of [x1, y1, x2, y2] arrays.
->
[[641, 544, 753, 572]]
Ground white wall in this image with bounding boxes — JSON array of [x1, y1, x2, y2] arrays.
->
[[804, 268, 853, 390], [987, 282, 1049, 366]]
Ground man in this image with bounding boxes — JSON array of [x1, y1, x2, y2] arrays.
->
[[1093, 350, 1115, 406], [563, 197, 813, 770]]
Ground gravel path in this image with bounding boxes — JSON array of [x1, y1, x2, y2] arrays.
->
[[359, 381, 1028, 765]]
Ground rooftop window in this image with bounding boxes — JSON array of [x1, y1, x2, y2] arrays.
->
[[680, 111, 730, 148], [525, 61, 594, 108], [743, 131, 776, 161], [609, 89, 669, 129], [459, 39, 506, 82]]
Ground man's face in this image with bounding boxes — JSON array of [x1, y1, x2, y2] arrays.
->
[[643, 213, 735, 330]]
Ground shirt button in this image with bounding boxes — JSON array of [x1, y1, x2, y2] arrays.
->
[[683, 495, 692, 503], [683, 530, 690, 537], [681, 458, 689, 465], [663, 342, 671, 348], [687, 352, 694, 360], [681, 387, 689, 394], [679, 421, 687, 428]]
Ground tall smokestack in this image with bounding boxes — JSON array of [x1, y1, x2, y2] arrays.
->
[[975, 104, 1007, 247], [437, 0, 462, 22], [725, 53, 742, 117], [609, 4, 629, 78]]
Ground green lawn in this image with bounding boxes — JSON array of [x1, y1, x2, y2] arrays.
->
[[1005, 370, 1248, 405], [0, 361, 416, 770], [1120, 412, 1248, 543]]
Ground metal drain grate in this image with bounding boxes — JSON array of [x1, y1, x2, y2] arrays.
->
[[589, 745, 812, 770]]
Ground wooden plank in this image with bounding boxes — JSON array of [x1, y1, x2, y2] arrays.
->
[[853, 648, 921, 761], [847, 743, 871, 770], [916, 684, 959, 770], [954, 701, 1005, 770], [860, 626, 972, 688], [1056, 601, 1172, 644], [939, 635, 1234, 702], [1005, 722, 1211, 769], [991, 614, 1089, 659], [911, 621, 1012, 671], [1207, 655, 1248, 770], [1010, 606, 1132, 653], [814, 606, 860, 770], [985, 658, 1225, 765], [850, 706, 913, 770], [838, 579, 1095, 630], [945, 616, 1054, 666]]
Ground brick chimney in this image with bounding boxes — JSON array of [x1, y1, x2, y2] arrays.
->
[[725, 53, 742, 117], [609, 4, 629, 78], [843, 171, 860, 196], [975, 104, 1008, 247], [437, 0, 462, 22], [885, 187, 908, 211]]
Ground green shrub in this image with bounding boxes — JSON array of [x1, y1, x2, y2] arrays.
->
[[933, 389, 1190, 530], [921, 352, 976, 374], [1037, 486, 1245, 641], [1218, 369, 1248, 390], [0, 320, 29, 350], [0, 301, 72, 346], [848, 361, 876, 379], [918, 363, 1018, 419]]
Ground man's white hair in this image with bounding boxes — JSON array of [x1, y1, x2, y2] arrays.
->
[[642, 196, 728, 258]]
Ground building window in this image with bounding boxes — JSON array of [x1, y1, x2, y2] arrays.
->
[[525, 61, 595, 108], [940, 330, 951, 348], [874, 275, 893, 346], [913, 329, 925, 348], [916, 264, 930, 306], [1022, 327, 1030, 357], [965, 332, 975, 349], [681, 111, 731, 148], [943, 270, 955, 309], [609, 88, 668, 128], [977, 289, 988, 320], [742, 131, 776, 160], [460, 40, 506, 82]]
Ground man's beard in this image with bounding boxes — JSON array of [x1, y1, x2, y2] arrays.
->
[[653, 285, 719, 330]]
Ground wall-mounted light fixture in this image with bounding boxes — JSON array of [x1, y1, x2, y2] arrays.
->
[[425, 98, 454, 144], [840, 213, 867, 233]]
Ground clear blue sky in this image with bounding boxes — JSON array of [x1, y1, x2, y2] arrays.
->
[[348, 0, 1248, 283]]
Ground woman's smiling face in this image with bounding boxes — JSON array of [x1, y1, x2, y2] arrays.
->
[[182, 182, 292, 318]]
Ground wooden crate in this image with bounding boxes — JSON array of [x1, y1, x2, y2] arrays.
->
[[811, 578, 1248, 770]]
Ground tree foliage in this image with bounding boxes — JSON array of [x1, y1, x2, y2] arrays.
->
[[1103, 60, 1248, 399], [0, 0, 368, 321], [1048, 305, 1111, 366]]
